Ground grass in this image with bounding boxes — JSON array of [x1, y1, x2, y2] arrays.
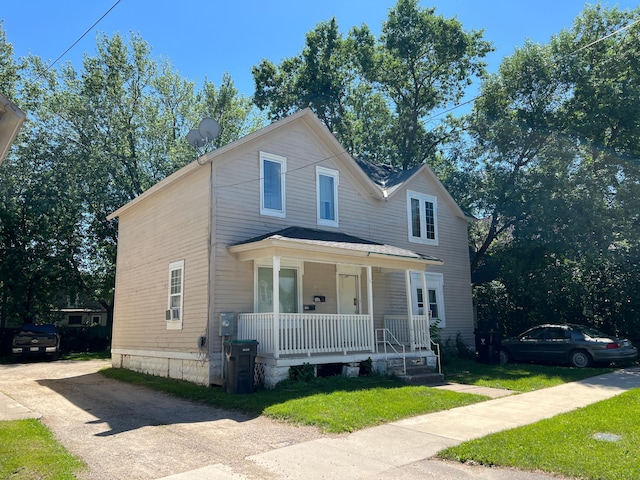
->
[[0, 419, 85, 479], [439, 388, 640, 480], [61, 351, 111, 361], [443, 358, 615, 391], [101, 368, 488, 433], [100, 360, 615, 433], [1, 357, 624, 479]]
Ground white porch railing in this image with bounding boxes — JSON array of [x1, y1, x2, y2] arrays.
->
[[238, 313, 374, 358], [384, 315, 432, 350]]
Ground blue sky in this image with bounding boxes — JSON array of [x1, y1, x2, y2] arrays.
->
[[2, 0, 637, 109]]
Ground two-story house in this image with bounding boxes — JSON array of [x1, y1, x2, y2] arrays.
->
[[107, 109, 474, 388]]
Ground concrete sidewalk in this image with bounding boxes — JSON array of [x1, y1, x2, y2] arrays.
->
[[161, 366, 640, 480], [0, 390, 41, 421]]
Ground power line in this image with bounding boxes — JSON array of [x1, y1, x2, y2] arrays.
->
[[43, 0, 123, 74], [425, 15, 640, 123]]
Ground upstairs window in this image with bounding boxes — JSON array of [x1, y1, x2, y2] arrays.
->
[[260, 152, 286, 218], [166, 260, 184, 330], [316, 166, 339, 227], [407, 190, 438, 245]]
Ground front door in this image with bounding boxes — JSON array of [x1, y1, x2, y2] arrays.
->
[[338, 274, 359, 314]]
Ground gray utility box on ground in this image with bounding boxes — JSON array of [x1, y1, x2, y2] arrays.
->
[[224, 340, 259, 394]]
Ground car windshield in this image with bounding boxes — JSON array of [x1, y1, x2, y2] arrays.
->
[[20, 324, 57, 335]]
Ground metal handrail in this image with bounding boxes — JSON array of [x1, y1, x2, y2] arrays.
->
[[430, 338, 442, 374], [375, 328, 406, 376]]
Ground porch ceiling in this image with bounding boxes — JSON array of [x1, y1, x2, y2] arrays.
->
[[228, 226, 443, 269]]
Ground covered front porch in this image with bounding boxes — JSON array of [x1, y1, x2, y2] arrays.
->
[[228, 227, 443, 386]]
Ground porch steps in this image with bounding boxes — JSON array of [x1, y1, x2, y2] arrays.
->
[[386, 357, 444, 386]]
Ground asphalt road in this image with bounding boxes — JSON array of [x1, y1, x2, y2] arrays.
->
[[0, 360, 329, 479]]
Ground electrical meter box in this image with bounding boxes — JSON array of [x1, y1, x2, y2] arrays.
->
[[219, 312, 235, 336]]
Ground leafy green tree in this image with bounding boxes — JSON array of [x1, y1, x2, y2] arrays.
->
[[199, 72, 263, 147], [467, 4, 640, 337], [0, 29, 85, 326], [253, 18, 360, 143], [351, 0, 492, 168], [52, 33, 258, 327], [1, 29, 258, 329], [458, 41, 568, 275], [252, 1, 491, 170]]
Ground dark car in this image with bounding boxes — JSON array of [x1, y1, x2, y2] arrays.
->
[[11, 323, 61, 361], [499, 323, 637, 368]]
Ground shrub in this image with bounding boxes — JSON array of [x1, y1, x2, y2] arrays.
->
[[359, 357, 373, 376], [288, 363, 316, 382]]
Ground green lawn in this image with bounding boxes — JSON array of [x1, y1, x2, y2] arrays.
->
[[61, 351, 111, 361], [0, 419, 85, 480], [439, 387, 640, 480], [444, 358, 614, 391], [101, 368, 488, 433], [1, 358, 625, 479]]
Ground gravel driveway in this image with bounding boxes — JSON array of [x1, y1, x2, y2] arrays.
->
[[0, 360, 330, 479]]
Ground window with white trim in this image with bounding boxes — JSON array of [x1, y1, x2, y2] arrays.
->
[[407, 190, 438, 245], [256, 266, 300, 313], [316, 166, 339, 227], [167, 260, 184, 330], [260, 152, 286, 217], [411, 271, 446, 327]]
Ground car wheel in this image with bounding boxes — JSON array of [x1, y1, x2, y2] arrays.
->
[[499, 349, 510, 365], [570, 350, 592, 368]]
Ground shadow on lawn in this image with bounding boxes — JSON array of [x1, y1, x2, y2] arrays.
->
[[100, 367, 409, 418]]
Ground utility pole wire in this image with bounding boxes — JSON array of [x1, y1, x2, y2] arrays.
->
[[43, 0, 123, 74]]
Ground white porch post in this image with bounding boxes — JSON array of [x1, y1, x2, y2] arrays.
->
[[366, 266, 374, 352], [421, 270, 431, 349], [273, 255, 280, 359], [405, 269, 416, 351]]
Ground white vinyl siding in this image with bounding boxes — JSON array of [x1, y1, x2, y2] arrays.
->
[[167, 260, 184, 330], [407, 190, 438, 245], [111, 163, 210, 351], [316, 166, 339, 227], [260, 152, 286, 218]]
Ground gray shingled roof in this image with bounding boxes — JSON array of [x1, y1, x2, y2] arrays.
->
[[353, 156, 421, 195], [232, 227, 442, 263]]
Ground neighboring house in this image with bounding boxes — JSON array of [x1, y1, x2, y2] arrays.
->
[[107, 109, 474, 388], [52, 306, 108, 328], [50, 294, 108, 327], [0, 93, 26, 166], [57, 308, 107, 327]]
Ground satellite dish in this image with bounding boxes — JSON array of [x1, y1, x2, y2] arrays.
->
[[198, 117, 220, 143], [187, 129, 206, 149]]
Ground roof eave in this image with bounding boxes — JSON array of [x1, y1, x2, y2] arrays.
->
[[228, 238, 442, 269]]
